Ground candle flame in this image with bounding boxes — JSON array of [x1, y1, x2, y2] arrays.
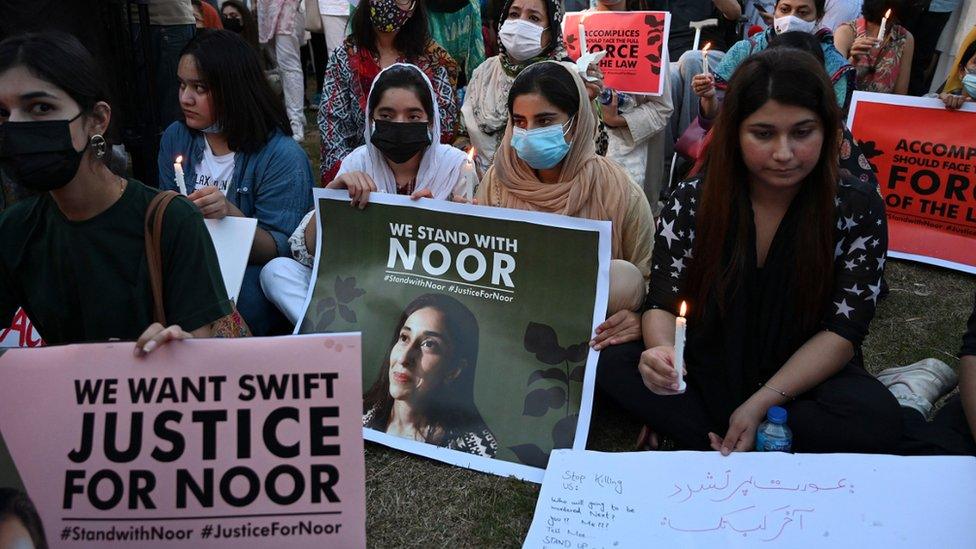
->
[[702, 42, 711, 54], [679, 301, 687, 317], [883, 8, 891, 18], [467, 147, 476, 161], [176, 155, 183, 164]]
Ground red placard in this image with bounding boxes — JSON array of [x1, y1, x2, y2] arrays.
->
[[563, 11, 671, 96], [847, 92, 976, 274]]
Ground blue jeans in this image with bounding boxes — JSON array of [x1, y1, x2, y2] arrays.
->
[[238, 265, 291, 336]]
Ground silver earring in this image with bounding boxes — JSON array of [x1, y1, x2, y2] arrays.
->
[[90, 134, 107, 159]]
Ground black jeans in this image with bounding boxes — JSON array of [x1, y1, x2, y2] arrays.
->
[[596, 342, 904, 453], [899, 395, 976, 455], [907, 10, 953, 95]]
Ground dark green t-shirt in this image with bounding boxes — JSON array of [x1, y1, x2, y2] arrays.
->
[[0, 180, 232, 345]]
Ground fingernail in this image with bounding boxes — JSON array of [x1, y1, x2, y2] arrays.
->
[[671, 383, 679, 390], [722, 447, 730, 456], [143, 341, 157, 354]]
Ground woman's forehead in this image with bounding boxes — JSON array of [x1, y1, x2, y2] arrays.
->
[[0, 65, 71, 104]]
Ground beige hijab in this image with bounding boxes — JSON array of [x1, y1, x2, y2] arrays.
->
[[479, 61, 632, 258]]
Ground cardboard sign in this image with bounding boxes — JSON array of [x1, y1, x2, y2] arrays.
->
[[204, 217, 258, 303], [0, 334, 366, 548], [297, 189, 611, 482], [563, 11, 671, 96], [524, 450, 976, 548], [0, 308, 43, 348], [847, 92, 976, 274]]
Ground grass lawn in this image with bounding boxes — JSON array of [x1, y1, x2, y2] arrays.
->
[[298, 117, 975, 548]]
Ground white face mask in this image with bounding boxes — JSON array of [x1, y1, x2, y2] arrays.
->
[[774, 14, 816, 34], [499, 19, 548, 62]]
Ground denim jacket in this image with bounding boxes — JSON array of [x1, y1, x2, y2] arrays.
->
[[157, 122, 314, 257]]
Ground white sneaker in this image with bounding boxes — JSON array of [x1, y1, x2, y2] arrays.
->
[[876, 358, 958, 418]]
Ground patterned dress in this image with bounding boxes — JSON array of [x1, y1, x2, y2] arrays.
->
[[362, 407, 499, 457], [317, 38, 460, 184], [428, 0, 486, 85], [847, 18, 910, 94]]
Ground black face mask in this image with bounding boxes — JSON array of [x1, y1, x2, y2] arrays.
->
[[222, 16, 244, 33], [370, 120, 432, 164], [0, 114, 86, 192]]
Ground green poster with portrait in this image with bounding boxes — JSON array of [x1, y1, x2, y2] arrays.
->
[[297, 189, 610, 481]]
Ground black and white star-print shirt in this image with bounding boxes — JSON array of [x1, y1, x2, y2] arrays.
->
[[647, 175, 888, 347]]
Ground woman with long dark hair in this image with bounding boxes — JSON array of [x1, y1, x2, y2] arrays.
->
[[599, 48, 902, 454], [0, 32, 231, 349], [0, 488, 48, 549], [157, 30, 313, 336], [834, 0, 915, 94], [317, 0, 460, 184], [363, 293, 497, 457]]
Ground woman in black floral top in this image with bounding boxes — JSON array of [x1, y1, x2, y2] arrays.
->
[[597, 48, 902, 454]]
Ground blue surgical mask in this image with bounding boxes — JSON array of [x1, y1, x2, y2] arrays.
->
[[963, 74, 976, 99], [510, 118, 573, 170]]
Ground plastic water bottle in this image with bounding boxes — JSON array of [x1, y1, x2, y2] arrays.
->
[[755, 406, 792, 452], [598, 88, 632, 110]]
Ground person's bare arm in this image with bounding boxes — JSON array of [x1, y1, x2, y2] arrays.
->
[[894, 33, 915, 95], [713, 0, 741, 20]]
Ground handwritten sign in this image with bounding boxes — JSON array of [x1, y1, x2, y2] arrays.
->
[[563, 12, 671, 96], [0, 334, 366, 548], [847, 92, 976, 274], [523, 450, 976, 547]]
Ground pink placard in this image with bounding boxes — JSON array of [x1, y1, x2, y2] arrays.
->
[[0, 334, 366, 548]]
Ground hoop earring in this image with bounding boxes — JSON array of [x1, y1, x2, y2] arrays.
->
[[90, 134, 107, 159]]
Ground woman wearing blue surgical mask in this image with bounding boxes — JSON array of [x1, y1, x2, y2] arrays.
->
[[693, 0, 856, 118], [0, 32, 232, 350], [934, 41, 976, 111], [462, 0, 604, 176], [478, 61, 653, 351]]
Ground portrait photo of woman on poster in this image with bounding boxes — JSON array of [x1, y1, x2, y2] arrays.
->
[[363, 293, 498, 457]]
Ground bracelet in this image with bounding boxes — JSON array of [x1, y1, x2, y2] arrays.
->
[[762, 383, 794, 400]]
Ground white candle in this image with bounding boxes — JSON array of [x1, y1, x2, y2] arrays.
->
[[701, 42, 712, 77], [578, 14, 588, 56], [877, 9, 891, 41], [174, 155, 187, 195], [673, 301, 688, 393], [462, 148, 478, 201]]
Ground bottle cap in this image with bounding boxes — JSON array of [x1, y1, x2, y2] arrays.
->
[[767, 406, 787, 424]]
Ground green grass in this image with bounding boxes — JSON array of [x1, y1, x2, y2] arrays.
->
[[299, 113, 974, 548]]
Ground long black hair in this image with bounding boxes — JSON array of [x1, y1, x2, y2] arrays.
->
[[367, 64, 435, 120], [363, 294, 483, 442], [0, 488, 49, 549], [507, 61, 580, 117], [349, 0, 431, 60], [179, 30, 291, 152], [220, 0, 262, 63], [0, 32, 113, 157]]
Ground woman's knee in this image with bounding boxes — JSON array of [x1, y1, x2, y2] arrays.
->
[[608, 260, 645, 314]]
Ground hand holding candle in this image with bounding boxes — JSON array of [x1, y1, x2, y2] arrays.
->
[[173, 155, 187, 196], [673, 301, 688, 394]]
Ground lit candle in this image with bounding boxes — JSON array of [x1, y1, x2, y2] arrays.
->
[[877, 9, 891, 41], [462, 147, 478, 201], [173, 155, 187, 195], [701, 42, 712, 77], [673, 301, 688, 393], [578, 14, 589, 56]]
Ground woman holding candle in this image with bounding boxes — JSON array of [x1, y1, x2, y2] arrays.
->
[[476, 61, 652, 349], [157, 30, 313, 336], [834, 0, 914, 94], [317, 0, 460, 184], [0, 32, 232, 349], [261, 64, 470, 325], [598, 48, 903, 454]]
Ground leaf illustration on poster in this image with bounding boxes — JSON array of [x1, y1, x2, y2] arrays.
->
[[313, 275, 366, 330], [644, 14, 663, 73], [855, 139, 885, 172], [297, 189, 611, 482]]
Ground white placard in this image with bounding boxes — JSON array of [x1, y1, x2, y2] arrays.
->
[[204, 217, 258, 303], [524, 449, 976, 548]]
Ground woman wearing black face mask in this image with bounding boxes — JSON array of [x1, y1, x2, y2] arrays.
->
[[261, 63, 469, 326], [0, 32, 233, 352], [316, 0, 460, 185]]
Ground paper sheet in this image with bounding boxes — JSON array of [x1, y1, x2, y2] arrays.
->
[[523, 449, 976, 548], [204, 217, 257, 302]]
